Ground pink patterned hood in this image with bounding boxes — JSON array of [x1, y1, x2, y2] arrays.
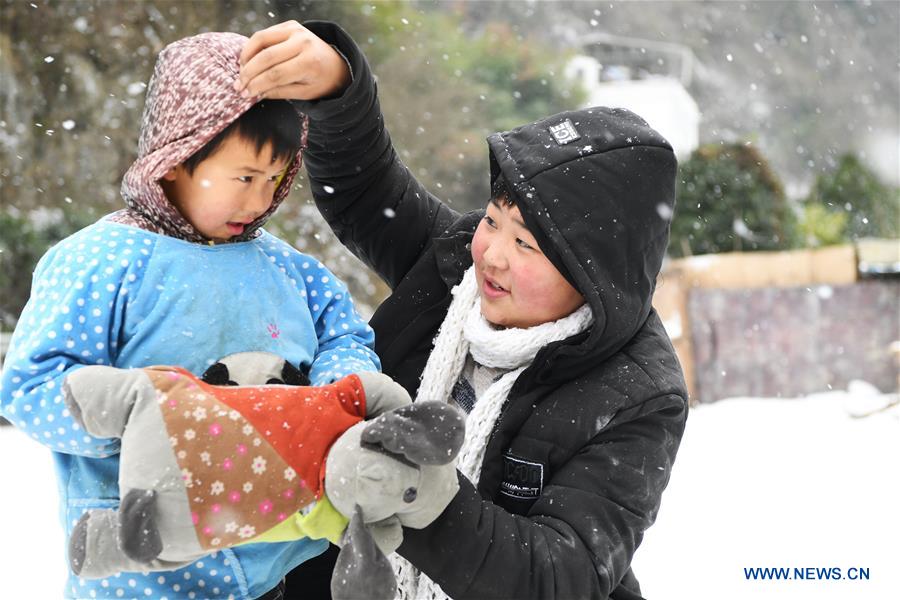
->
[[109, 32, 307, 243]]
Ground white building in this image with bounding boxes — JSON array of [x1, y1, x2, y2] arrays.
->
[[565, 36, 701, 160]]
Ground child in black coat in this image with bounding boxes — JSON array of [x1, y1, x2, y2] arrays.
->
[[236, 20, 688, 600]]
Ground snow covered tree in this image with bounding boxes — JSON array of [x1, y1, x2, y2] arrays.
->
[[670, 143, 799, 257], [805, 153, 899, 240]]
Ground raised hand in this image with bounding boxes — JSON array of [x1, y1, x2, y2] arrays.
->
[[235, 20, 350, 101]]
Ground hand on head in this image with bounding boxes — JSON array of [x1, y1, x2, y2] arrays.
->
[[235, 20, 350, 101]]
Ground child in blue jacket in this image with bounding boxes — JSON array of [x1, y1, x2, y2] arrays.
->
[[0, 31, 379, 600]]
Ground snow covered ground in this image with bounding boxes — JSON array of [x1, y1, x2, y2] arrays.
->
[[632, 382, 900, 600], [1, 383, 897, 599]]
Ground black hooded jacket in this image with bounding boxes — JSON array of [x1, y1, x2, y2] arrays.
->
[[295, 21, 689, 600]]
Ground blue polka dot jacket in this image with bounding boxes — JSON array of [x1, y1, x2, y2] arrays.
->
[[0, 31, 380, 600]]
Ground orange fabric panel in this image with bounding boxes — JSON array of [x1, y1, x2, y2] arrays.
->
[[151, 367, 365, 495]]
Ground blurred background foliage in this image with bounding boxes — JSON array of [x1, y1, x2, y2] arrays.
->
[[1, 0, 898, 329], [670, 143, 798, 257], [804, 153, 899, 241]]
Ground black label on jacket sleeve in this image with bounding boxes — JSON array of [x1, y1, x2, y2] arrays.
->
[[499, 454, 544, 501]]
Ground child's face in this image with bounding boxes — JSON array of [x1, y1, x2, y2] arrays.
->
[[162, 135, 289, 242], [471, 198, 584, 329]]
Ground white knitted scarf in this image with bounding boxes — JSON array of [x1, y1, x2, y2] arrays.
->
[[391, 266, 593, 600]]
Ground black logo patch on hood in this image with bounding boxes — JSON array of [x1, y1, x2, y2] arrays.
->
[[548, 119, 582, 145]]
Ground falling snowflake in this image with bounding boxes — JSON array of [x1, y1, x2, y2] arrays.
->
[[284, 467, 296, 481], [251, 456, 267, 475], [192, 407, 207, 421], [210, 481, 224, 495], [238, 525, 256, 539], [184, 429, 196, 441]]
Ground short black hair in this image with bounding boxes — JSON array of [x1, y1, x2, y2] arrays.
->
[[183, 100, 302, 174], [490, 174, 516, 207]]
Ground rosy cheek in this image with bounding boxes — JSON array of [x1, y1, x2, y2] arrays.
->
[[470, 229, 487, 266], [513, 266, 553, 306], [513, 268, 535, 295]]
